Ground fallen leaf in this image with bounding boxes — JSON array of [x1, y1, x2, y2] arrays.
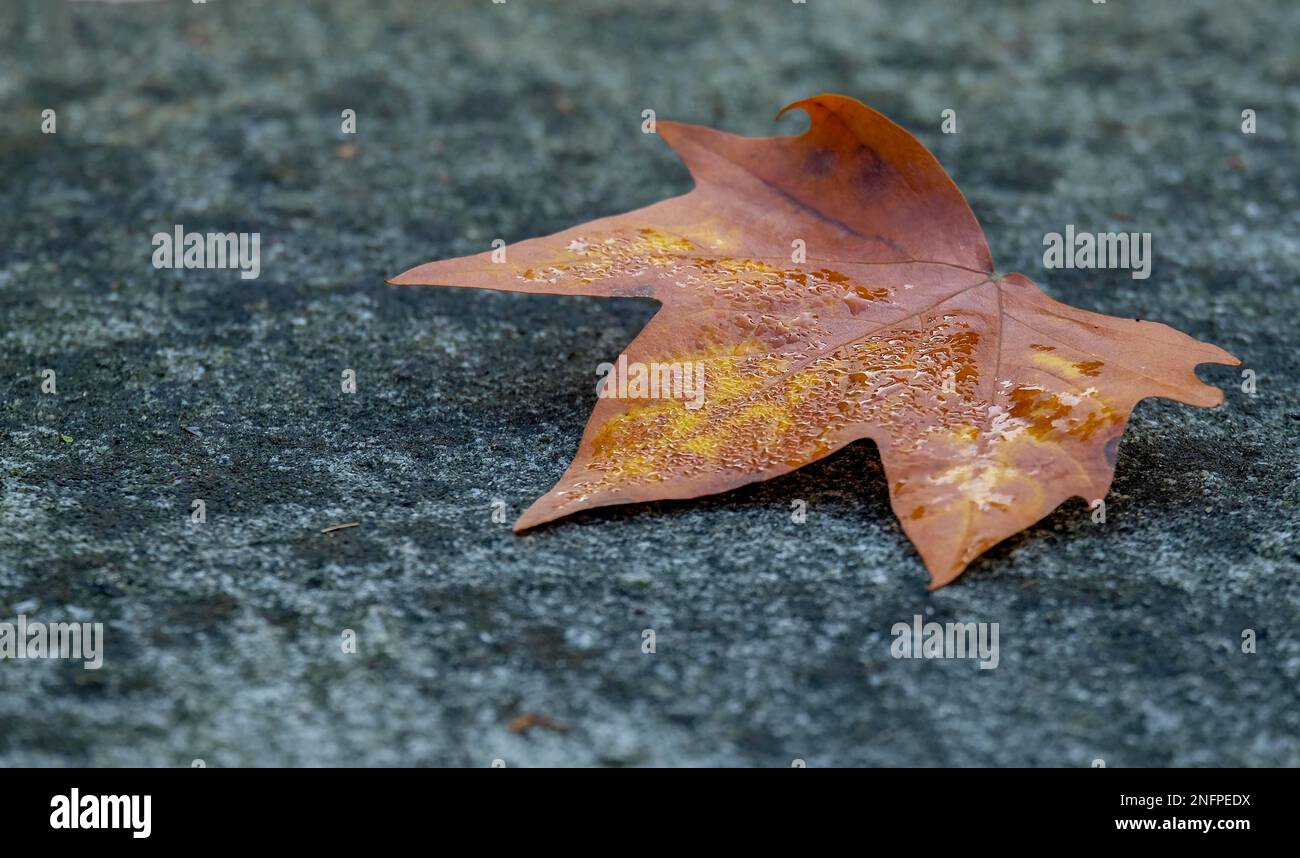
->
[[390, 94, 1238, 588]]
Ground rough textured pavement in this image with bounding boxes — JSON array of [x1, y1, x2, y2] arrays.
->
[[0, 0, 1296, 766]]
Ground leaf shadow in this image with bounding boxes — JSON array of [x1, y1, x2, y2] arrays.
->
[[519, 428, 1211, 588]]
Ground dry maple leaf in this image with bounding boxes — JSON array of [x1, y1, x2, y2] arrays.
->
[[390, 94, 1238, 588]]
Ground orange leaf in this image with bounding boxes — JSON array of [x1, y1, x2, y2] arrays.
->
[[390, 94, 1238, 588]]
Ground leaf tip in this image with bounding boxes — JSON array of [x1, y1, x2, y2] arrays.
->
[[774, 92, 850, 124], [926, 564, 967, 591], [386, 267, 419, 286], [512, 502, 555, 533], [387, 261, 447, 287]]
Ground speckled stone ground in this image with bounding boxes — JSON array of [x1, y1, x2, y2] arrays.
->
[[0, 0, 1296, 767]]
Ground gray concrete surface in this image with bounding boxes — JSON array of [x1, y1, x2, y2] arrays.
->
[[0, 0, 1296, 766]]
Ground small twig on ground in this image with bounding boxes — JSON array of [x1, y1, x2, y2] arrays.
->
[[507, 713, 569, 735]]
